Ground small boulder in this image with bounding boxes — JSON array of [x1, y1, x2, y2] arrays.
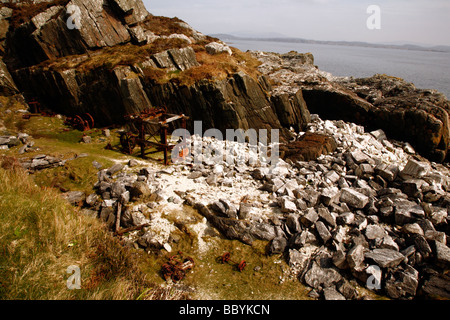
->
[[205, 42, 233, 55]]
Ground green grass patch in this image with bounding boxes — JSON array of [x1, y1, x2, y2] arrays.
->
[[0, 166, 152, 300]]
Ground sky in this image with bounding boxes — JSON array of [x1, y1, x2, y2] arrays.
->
[[143, 0, 450, 46]]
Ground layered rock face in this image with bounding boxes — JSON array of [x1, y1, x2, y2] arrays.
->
[[252, 51, 450, 163], [0, 0, 310, 140], [4, 0, 149, 69]]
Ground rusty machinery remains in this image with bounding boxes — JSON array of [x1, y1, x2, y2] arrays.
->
[[64, 113, 95, 131], [220, 252, 247, 272], [161, 251, 195, 283], [22, 98, 57, 120], [119, 107, 189, 165]]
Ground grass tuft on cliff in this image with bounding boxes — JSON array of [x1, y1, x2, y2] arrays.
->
[[144, 47, 262, 86]]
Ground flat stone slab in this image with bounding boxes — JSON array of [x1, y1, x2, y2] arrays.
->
[[365, 249, 405, 268]]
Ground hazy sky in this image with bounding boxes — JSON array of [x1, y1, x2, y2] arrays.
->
[[143, 0, 450, 46]]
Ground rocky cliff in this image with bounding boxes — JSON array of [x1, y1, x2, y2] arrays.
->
[[1, 0, 449, 162], [252, 51, 450, 163], [0, 0, 310, 141]]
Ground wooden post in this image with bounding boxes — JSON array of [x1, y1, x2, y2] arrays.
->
[[139, 121, 145, 159], [161, 125, 169, 165], [115, 202, 122, 234]]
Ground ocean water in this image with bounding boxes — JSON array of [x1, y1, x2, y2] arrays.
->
[[226, 39, 450, 99]]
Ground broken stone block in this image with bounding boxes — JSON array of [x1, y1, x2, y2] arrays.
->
[[300, 208, 319, 227], [324, 170, 340, 184], [206, 174, 218, 186], [323, 287, 346, 300], [400, 159, 428, 179], [249, 223, 276, 241], [401, 223, 424, 236], [304, 261, 343, 290], [370, 129, 387, 141], [321, 186, 340, 206], [130, 181, 152, 200], [394, 199, 425, 225], [380, 235, 400, 251], [365, 224, 386, 240], [332, 225, 348, 244], [347, 244, 366, 272], [356, 163, 374, 179], [302, 188, 321, 207], [337, 280, 358, 300], [286, 214, 302, 234], [210, 201, 227, 216], [219, 199, 238, 219], [317, 207, 337, 228], [430, 208, 448, 226], [251, 168, 266, 180], [280, 197, 298, 213], [340, 188, 369, 209], [288, 246, 317, 274], [422, 274, 450, 299], [315, 221, 332, 243], [375, 164, 399, 182], [107, 163, 124, 176], [351, 151, 370, 164], [379, 206, 394, 218], [424, 230, 447, 244], [262, 177, 284, 193], [100, 206, 116, 229], [63, 191, 86, 206], [385, 265, 419, 299], [268, 237, 288, 255], [336, 212, 355, 226], [434, 241, 450, 267], [81, 135, 91, 144], [365, 249, 405, 268], [332, 247, 349, 270], [289, 230, 319, 249], [238, 202, 254, 220], [188, 171, 203, 179], [401, 179, 427, 198]]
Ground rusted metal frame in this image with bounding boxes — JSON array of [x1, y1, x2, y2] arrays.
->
[[122, 108, 189, 164], [28, 101, 40, 114], [161, 251, 195, 283], [115, 223, 151, 236], [219, 252, 247, 272]]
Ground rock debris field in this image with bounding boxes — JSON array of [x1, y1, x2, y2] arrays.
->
[[68, 114, 450, 300]]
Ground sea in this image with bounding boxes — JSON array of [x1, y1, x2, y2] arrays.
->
[[225, 39, 450, 99]]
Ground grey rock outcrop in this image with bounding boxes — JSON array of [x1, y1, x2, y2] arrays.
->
[[2, 0, 311, 141], [251, 51, 450, 163], [5, 0, 150, 69]]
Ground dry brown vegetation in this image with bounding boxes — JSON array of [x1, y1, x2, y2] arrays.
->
[[143, 15, 192, 37], [165, 47, 262, 86], [1, 0, 70, 30], [35, 39, 262, 89], [0, 162, 154, 299], [37, 37, 192, 73]]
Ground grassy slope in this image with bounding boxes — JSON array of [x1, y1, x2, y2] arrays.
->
[[0, 165, 151, 300]]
